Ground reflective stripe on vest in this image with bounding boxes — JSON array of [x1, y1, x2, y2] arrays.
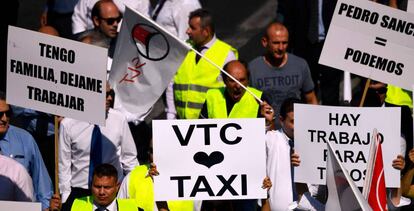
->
[[128, 165, 194, 211], [385, 85, 413, 108], [71, 196, 137, 211], [206, 87, 262, 118], [174, 39, 238, 119]]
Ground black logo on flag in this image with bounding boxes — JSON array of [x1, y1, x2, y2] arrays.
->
[[132, 24, 170, 61]]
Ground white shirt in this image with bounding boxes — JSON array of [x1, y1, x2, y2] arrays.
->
[[0, 154, 34, 201], [94, 198, 118, 211], [71, 0, 148, 34], [265, 129, 294, 211], [117, 172, 131, 199], [59, 109, 139, 202], [148, 0, 201, 41]]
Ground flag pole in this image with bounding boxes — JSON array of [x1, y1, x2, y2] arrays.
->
[[54, 116, 59, 194], [191, 49, 263, 104], [126, 5, 263, 104], [362, 129, 377, 198], [359, 78, 371, 107]]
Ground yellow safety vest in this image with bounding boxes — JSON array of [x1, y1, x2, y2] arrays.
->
[[71, 196, 137, 211], [128, 165, 193, 211], [174, 39, 238, 119], [206, 87, 262, 118], [385, 85, 413, 108]]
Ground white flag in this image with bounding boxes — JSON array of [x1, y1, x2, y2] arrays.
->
[[109, 6, 190, 116], [325, 141, 372, 211]]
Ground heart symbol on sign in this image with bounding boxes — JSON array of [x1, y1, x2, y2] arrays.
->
[[193, 151, 224, 168]]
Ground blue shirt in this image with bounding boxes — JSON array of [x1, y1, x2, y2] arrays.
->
[[0, 125, 53, 209], [11, 106, 54, 137]]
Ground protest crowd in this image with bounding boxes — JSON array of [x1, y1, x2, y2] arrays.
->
[[1, 0, 414, 210]]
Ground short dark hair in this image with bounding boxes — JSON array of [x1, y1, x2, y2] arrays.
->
[[279, 97, 301, 119], [93, 163, 118, 179], [222, 60, 250, 82], [189, 8, 215, 34], [0, 91, 6, 101], [91, 0, 114, 19]]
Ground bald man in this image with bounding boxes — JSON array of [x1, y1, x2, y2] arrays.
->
[[38, 25, 60, 36], [200, 60, 274, 210], [200, 60, 274, 124], [248, 22, 317, 129]]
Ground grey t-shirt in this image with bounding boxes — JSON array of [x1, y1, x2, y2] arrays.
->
[[248, 54, 314, 128]]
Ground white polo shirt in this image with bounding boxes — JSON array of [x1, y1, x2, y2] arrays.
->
[[265, 129, 294, 211]]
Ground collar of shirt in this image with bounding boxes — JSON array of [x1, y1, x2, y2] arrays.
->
[[199, 35, 217, 54], [1, 127, 11, 143], [279, 128, 292, 145], [93, 199, 118, 211]]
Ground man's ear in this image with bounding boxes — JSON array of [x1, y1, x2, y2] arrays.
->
[[203, 26, 211, 37], [116, 182, 121, 191], [261, 37, 268, 48], [93, 16, 100, 28], [279, 115, 284, 126]]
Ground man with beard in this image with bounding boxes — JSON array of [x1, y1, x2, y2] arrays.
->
[[173, 8, 237, 120], [248, 22, 317, 129]]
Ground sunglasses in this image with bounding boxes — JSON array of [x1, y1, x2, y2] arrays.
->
[[0, 110, 12, 118], [106, 89, 115, 98], [100, 15, 122, 25]]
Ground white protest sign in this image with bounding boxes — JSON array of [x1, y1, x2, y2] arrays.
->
[[153, 118, 267, 201], [294, 104, 401, 187], [0, 201, 41, 211], [408, 0, 414, 13], [319, 0, 414, 90], [7, 26, 107, 125]]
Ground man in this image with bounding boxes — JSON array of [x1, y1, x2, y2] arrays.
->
[[72, 0, 145, 35], [261, 97, 303, 211], [79, 0, 122, 47], [50, 163, 137, 211], [200, 60, 274, 210], [173, 8, 238, 119], [59, 83, 139, 210], [248, 22, 317, 129], [201, 60, 273, 121], [0, 154, 34, 202], [0, 91, 53, 210]]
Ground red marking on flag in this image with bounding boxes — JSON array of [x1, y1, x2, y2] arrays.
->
[[119, 74, 134, 83], [119, 62, 147, 84], [132, 25, 151, 44], [367, 136, 387, 211], [135, 62, 146, 69]]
